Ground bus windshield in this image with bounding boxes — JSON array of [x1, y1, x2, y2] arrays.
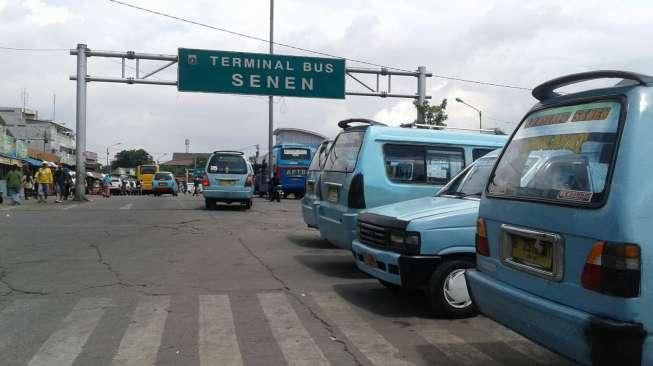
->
[[141, 165, 157, 174], [488, 100, 621, 206]]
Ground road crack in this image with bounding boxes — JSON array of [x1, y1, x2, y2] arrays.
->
[[236, 237, 364, 366], [0, 265, 50, 296]]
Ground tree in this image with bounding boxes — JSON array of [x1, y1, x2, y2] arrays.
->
[[112, 149, 154, 168], [413, 98, 448, 127]]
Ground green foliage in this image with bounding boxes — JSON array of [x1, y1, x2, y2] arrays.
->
[[112, 149, 153, 168], [414, 99, 448, 127]]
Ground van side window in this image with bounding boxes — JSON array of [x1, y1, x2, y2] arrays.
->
[[383, 144, 464, 185], [384, 145, 426, 182], [473, 148, 495, 161], [324, 131, 364, 173], [426, 148, 465, 185]]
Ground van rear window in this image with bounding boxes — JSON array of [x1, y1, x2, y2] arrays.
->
[[207, 155, 247, 174], [323, 131, 364, 173], [488, 100, 621, 206]]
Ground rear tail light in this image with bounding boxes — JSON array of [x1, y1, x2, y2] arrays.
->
[[348, 173, 365, 209], [202, 173, 209, 187], [475, 218, 490, 256], [245, 175, 253, 187], [581, 241, 641, 298]]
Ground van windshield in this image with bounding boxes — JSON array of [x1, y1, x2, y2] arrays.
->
[[323, 131, 364, 173], [207, 155, 247, 174], [488, 100, 621, 206], [308, 143, 330, 171], [141, 166, 157, 174], [441, 157, 496, 197], [154, 173, 172, 181]]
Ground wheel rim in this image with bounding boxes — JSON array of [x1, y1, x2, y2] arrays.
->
[[442, 269, 472, 309]]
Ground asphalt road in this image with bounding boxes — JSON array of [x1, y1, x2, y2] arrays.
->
[[0, 194, 573, 366]]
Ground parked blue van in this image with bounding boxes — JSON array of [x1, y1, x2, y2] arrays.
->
[[301, 140, 332, 229], [466, 71, 653, 366], [353, 149, 502, 317], [316, 118, 508, 250], [202, 151, 254, 209]]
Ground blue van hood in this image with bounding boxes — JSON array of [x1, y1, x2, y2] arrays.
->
[[364, 196, 479, 222]]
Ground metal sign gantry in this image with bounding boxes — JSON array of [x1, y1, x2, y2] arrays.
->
[[70, 44, 432, 200]]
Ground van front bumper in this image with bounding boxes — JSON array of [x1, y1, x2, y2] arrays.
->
[[352, 239, 441, 288], [466, 268, 648, 366]]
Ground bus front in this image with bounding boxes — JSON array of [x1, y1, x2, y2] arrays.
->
[[275, 145, 312, 198], [138, 164, 159, 194]]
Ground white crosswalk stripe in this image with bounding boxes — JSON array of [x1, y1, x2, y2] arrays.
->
[[416, 325, 502, 366], [119, 203, 133, 210], [198, 294, 243, 366], [312, 291, 414, 366], [0, 292, 566, 366], [111, 296, 170, 366], [27, 298, 112, 366], [259, 292, 330, 366]]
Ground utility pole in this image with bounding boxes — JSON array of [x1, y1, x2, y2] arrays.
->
[[268, 0, 274, 178], [73, 43, 88, 201], [416, 66, 426, 124], [52, 93, 56, 121]]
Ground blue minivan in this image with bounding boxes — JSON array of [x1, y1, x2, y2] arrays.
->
[[301, 140, 332, 229], [202, 151, 254, 209], [466, 71, 653, 366], [316, 118, 508, 250], [352, 149, 501, 317]]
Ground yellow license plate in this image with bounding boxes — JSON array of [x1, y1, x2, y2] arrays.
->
[[219, 180, 236, 186], [511, 236, 553, 271], [363, 253, 377, 268], [327, 186, 339, 202]]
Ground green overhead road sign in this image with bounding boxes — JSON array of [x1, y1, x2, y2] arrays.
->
[[177, 48, 346, 99]]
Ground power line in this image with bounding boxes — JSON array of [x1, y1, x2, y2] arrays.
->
[[0, 45, 67, 52], [108, 0, 532, 91]]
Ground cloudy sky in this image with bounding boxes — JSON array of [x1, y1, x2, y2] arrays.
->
[[1, 0, 651, 159]]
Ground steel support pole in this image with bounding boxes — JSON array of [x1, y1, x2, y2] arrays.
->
[[416, 66, 426, 124], [268, 0, 274, 179], [479, 110, 482, 130], [74, 43, 87, 201]]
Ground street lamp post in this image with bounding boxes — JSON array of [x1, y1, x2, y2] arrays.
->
[[455, 97, 482, 130], [106, 142, 122, 173]]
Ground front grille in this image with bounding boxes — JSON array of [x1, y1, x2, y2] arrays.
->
[[358, 221, 389, 248]]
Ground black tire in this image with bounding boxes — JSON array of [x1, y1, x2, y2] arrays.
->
[[205, 198, 216, 210], [245, 199, 252, 209], [173, 192, 178, 197], [427, 259, 476, 318]]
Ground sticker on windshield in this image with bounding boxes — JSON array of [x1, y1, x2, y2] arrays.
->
[[557, 190, 593, 202], [209, 165, 218, 172]]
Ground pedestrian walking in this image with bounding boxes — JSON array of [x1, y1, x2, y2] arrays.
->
[[62, 167, 72, 200], [22, 169, 33, 200], [102, 175, 112, 198], [136, 179, 142, 195], [54, 164, 67, 203], [35, 162, 53, 203], [193, 176, 200, 196], [6, 165, 22, 206], [129, 180, 135, 195]]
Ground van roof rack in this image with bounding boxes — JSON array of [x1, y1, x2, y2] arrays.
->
[[337, 118, 387, 129], [213, 150, 244, 155], [532, 70, 653, 101]]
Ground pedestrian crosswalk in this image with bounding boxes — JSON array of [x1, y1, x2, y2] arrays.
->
[[0, 291, 568, 366]]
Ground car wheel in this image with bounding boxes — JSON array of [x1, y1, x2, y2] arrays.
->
[[205, 198, 216, 210], [245, 199, 252, 209], [427, 259, 476, 318]]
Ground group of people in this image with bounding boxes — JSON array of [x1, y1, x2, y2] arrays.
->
[[4, 162, 73, 206]]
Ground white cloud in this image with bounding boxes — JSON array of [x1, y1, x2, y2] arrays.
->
[[22, 0, 80, 26]]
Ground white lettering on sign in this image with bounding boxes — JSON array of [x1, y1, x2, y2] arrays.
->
[[232, 58, 241, 68], [267, 76, 279, 88], [244, 58, 255, 68], [221, 57, 230, 67], [325, 64, 333, 73], [285, 77, 296, 90], [232, 74, 244, 86], [301, 78, 313, 91], [250, 75, 261, 88], [274, 61, 284, 70], [210, 56, 219, 66]]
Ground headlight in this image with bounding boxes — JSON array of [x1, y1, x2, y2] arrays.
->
[[404, 232, 421, 254], [389, 233, 404, 248]]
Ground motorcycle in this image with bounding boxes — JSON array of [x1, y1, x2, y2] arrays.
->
[[270, 184, 283, 202]]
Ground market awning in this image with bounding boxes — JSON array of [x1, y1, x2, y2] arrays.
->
[[22, 157, 43, 167]]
